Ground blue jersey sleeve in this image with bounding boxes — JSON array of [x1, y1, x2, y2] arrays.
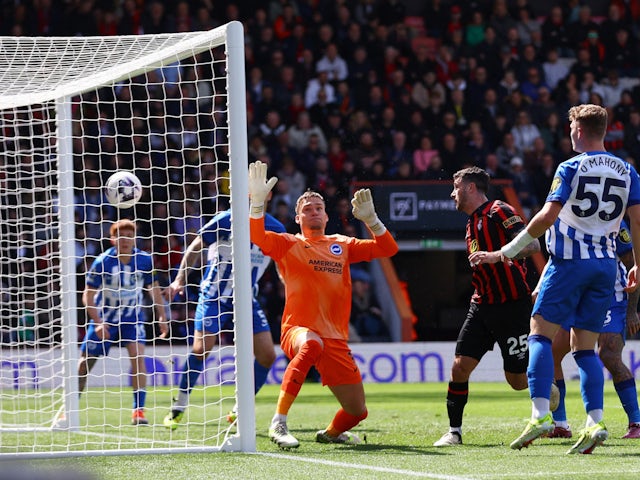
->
[[616, 218, 633, 257], [627, 165, 640, 207], [199, 211, 230, 247], [546, 156, 581, 205], [85, 251, 109, 288], [264, 213, 286, 234]]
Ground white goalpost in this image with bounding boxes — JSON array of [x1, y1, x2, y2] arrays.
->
[[0, 21, 256, 457]]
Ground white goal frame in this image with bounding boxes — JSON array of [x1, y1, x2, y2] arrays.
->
[[0, 21, 255, 457]]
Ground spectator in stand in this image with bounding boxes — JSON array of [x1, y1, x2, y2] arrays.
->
[[422, 0, 448, 38], [605, 28, 639, 77], [273, 2, 302, 41], [385, 131, 413, 177], [305, 68, 336, 109], [484, 152, 512, 180], [540, 5, 571, 57], [421, 153, 451, 180], [529, 87, 558, 126], [542, 47, 570, 92], [508, 156, 538, 218], [538, 111, 563, 155], [511, 110, 541, 155], [287, 111, 328, 154], [532, 152, 556, 206], [599, 3, 632, 53], [439, 132, 470, 174], [465, 10, 486, 48], [624, 108, 640, 162], [600, 69, 630, 109], [582, 30, 606, 66], [496, 132, 524, 171], [568, 4, 599, 46], [515, 6, 540, 46], [520, 67, 549, 104], [350, 268, 389, 342], [475, 26, 502, 83], [604, 107, 627, 158], [316, 43, 349, 83], [276, 155, 306, 203], [413, 135, 439, 176]]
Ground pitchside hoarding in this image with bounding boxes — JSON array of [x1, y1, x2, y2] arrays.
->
[[3, 342, 640, 389]]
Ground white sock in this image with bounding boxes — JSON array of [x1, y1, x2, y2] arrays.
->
[[449, 427, 462, 435], [586, 409, 603, 427], [174, 391, 189, 410], [531, 397, 550, 419], [554, 420, 569, 429], [271, 413, 287, 426]]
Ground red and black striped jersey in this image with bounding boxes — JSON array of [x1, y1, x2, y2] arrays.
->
[[466, 200, 531, 304]]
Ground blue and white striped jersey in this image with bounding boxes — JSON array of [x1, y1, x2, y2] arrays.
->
[[198, 210, 285, 305], [86, 247, 156, 325], [545, 151, 640, 259], [612, 218, 633, 305]]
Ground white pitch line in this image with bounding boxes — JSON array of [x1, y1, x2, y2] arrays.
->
[[255, 452, 476, 480]]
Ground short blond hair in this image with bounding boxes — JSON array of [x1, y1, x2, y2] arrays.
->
[[110, 219, 136, 237], [295, 190, 324, 214], [568, 104, 608, 140]]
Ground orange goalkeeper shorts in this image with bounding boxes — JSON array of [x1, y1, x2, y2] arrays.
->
[[281, 328, 362, 386]]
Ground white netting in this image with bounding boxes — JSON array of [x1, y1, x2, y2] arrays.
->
[[0, 22, 254, 457]]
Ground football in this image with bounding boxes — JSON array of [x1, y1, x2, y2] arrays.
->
[[105, 171, 143, 209]]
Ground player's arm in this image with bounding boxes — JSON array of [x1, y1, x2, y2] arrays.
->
[[349, 188, 399, 260], [500, 201, 561, 260], [626, 203, 640, 293], [248, 160, 287, 255], [618, 249, 640, 336], [149, 280, 170, 339], [169, 235, 204, 298], [82, 285, 109, 340]]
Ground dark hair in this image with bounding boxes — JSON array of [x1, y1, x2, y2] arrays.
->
[[453, 167, 490, 193]]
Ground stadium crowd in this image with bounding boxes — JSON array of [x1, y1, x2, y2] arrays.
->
[[3, 0, 640, 343]]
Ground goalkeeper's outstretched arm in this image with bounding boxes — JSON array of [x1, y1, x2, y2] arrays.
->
[[351, 188, 387, 236]]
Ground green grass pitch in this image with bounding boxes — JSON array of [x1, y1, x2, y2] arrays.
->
[[4, 381, 640, 479]]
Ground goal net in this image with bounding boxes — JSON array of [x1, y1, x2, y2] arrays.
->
[[0, 21, 256, 457]]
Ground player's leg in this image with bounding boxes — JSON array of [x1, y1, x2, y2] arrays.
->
[[164, 326, 218, 429], [598, 328, 640, 438], [121, 322, 148, 425], [512, 259, 572, 450], [269, 327, 323, 448], [126, 339, 149, 425], [496, 297, 531, 391], [315, 339, 366, 444], [550, 327, 572, 437], [252, 303, 276, 394], [78, 322, 113, 392], [434, 302, 489, 446], [566, 259, 616, 454]]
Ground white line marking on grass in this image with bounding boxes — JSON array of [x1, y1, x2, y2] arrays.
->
[[255, 452, 475, 480]]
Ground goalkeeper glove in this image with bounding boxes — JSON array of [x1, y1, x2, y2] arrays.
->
[[248, 160, 278, 218], [351, 188, 386, 235]]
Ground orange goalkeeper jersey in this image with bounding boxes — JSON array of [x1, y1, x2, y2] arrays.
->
[[250, 217, 398, 340]]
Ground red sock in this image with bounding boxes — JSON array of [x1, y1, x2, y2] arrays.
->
[[326, 408, 368, 437], [276, 341, 322, 415]]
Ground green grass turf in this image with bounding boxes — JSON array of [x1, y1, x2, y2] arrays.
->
[[4, 381, 640, 479]]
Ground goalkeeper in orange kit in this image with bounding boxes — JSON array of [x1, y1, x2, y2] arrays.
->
[[248, 160, 399, 449]]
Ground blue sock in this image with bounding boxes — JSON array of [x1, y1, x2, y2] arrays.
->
[[254, 359, 270, 394], [614, 378, 640, 423], [179, 354, 205, 394], [554, 379, 567, 422], [133, 389, 146, 410], [527, 335, 554, 400], [572, 350, 604, 412]]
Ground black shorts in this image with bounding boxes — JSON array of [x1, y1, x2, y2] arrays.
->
[[455, 297, 531, 374]]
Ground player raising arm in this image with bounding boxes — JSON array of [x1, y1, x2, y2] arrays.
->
[[248, 160, 398, 449], [79, 219, 168, 425], [163, 194, 285, 429], [472, 104, 640, 454]]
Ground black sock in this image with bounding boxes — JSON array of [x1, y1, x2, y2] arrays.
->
[[446, 381, 469, 429]]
